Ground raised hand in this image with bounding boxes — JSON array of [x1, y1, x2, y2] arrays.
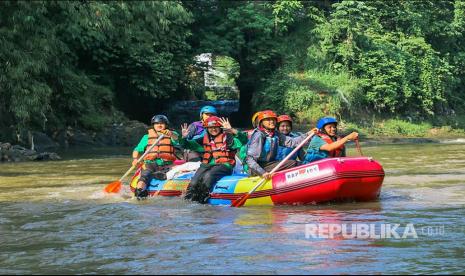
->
[[181, 123, 189, 138], [219, 117, 232, 131]]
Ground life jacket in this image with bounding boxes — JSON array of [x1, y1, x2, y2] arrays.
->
[[202, 133, 236, 166], [247, 128, 279, 163], [276, 132, 299, 161], [318, 133, 345, 157], [144, 129, 177, 161]]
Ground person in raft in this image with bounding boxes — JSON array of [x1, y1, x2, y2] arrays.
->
[[245, 110, 317, 180], [132, 115, 180, 199], [302, 117, 359, 164], [184, 105, 218, 161], [245, 110, 267, 139], [275, 114, 305, 161], [236, 110, 266, 174], [180, 116, 246, 203]]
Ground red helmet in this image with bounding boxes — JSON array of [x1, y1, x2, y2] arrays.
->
[[203, 116, 222, 128], [257, 110, 277, 125], [277, 115, 293, 125]]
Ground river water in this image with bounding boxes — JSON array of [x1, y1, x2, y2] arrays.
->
[[0, 142, 464, 274]]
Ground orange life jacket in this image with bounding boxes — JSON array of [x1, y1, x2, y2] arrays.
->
[[144, 129, 176, 161], [202, 133, 236, 166], [318, 133, 345, 157]]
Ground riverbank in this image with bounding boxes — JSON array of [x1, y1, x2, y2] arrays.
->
[[0, 142, 62, 162], [0, 120, 147, 162], [2, 136, 465, 163], [2, 117, 465, 163], [348, 124, 465, 145], [295, 118, 465, 144]]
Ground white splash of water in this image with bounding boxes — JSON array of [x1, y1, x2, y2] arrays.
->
[[440, 138, 465, 144]]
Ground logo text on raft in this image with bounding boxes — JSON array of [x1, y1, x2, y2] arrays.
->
[[285, 165, 319, 183]]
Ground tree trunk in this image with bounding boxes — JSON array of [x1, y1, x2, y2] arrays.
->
[[233, 61, 256, 127]]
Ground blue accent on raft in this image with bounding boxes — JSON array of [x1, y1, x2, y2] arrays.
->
[[147, 179, 166, 192], [144, 171, 248, 199], [208, 174, 248, 205], [146, 171, 196, 192]]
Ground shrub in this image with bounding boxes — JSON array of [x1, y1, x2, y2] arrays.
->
[[374, 119, 432, 137]]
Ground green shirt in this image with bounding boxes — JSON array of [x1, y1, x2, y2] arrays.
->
[[134, 131, 180, 165], [308, 136, 327, 152], [180, 132, 245, 169], [236, 131, 249, 145]]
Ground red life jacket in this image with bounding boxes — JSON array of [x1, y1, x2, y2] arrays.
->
[[144, 129, 176, 161], [202, 133, 236, 166], [318, 133, 345, 157]]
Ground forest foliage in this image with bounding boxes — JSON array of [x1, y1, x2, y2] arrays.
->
[[1, 0, 465, 140]]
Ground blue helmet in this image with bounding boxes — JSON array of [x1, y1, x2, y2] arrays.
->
[[199, 105, 217, 119], [317, 117, 338, 130]]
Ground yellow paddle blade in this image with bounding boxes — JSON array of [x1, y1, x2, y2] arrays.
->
[[104, 180, 122, 193]]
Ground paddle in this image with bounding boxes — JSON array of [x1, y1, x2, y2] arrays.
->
[[354, 138, 364, 156], [231, 131, 316, 207], [103, 134, 165, 193]]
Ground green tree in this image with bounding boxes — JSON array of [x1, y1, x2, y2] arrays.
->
[[185, 0, 305, 124], [0, 1, 193, 136], [313, 0, 452, 116]]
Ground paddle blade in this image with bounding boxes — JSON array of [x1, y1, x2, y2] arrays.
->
[[104, 181, 122, 193], [231, 193, 250, 208]]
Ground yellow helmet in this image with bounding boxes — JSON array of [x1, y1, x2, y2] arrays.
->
[[251, 110, 275, 128], [251, 111, 261, 128]]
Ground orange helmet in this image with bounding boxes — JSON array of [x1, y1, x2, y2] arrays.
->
[[252, 110, 274, 127], [203, 116, 222, 128], [256, 110, 277, 125], [277, 115, 293, 125]]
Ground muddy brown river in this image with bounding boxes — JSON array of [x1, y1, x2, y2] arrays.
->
[[1, 141, 464, 274]]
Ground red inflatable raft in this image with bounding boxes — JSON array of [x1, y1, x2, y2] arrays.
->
[[130, 157, 385, 206]]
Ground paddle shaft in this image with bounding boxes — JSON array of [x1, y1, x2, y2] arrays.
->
[[354, 139, 363, 156], [118, 134, 165, 182], [233, 131, 316, 206]]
